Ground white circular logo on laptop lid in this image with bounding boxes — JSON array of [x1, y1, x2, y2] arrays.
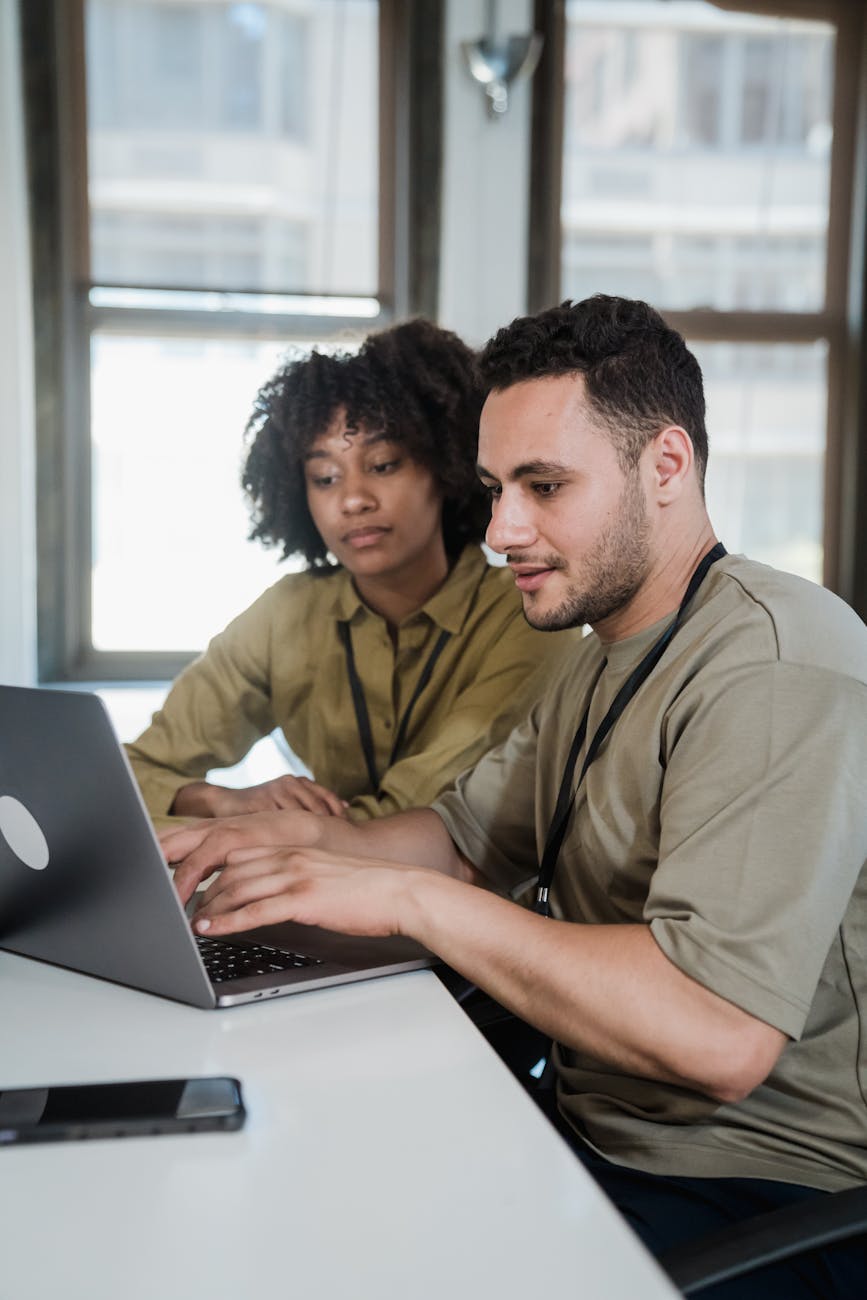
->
[[0, 796, 50, 871]]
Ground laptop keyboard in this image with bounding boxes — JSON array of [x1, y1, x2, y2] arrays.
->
[[196, 936, 324, 984]]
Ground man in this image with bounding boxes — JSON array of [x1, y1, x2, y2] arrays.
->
[[163, 297, 867, 1298]]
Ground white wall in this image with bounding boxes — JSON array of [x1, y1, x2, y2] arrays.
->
[[438, 0, 535, 345], [0, 0, 37, 686]]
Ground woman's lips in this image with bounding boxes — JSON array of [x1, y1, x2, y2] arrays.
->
[[343, 526, 390, 549]]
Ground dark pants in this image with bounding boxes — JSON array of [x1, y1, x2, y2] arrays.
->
[[567, 1140, 867, 1300]]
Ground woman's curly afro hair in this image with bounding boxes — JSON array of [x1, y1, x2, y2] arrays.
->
[[242, 318, 489, 569]]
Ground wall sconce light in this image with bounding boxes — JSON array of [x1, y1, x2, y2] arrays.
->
[[462, 31, 543, 118], [461, 2, 543, 119]]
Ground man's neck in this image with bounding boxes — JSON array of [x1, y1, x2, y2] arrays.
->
[[594, 523, 720, 645]]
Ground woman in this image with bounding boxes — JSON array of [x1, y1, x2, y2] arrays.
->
[[127, 318, 574, 823]]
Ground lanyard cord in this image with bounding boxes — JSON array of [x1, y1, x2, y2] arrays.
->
[[336, 620, 452, 793], [535, 541, 727, 917]]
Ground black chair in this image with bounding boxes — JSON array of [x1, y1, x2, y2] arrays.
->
[[660, 1182, 867, 1294]]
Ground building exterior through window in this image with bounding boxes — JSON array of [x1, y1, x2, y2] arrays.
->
[[560, 0, 834, 584], [83, 0, 380, 657]]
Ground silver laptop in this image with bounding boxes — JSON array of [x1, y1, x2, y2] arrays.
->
[[0, 685, 434, 1008]]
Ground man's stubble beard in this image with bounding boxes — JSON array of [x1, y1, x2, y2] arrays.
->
[[524, 470, 652, 632]]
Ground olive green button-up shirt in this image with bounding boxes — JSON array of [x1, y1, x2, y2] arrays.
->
[[126, 545, 578, 821]]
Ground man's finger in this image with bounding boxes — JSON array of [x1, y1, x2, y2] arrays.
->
[[193, 892, 297, 937], [172, 832, 241, 903], [195, 868, 297, 921], [159, 824, 209, 859], [195, 848, 291, 909]]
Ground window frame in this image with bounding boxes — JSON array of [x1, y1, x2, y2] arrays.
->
[[528, 0, 867, 620], [22, 0, 444, 682]]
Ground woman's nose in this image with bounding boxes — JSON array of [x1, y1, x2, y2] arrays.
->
[[340, 476, 377, 514]]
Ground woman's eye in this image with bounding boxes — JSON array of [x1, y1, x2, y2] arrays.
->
[[370, 459, 400, 474], [309, 474, 337, 489]]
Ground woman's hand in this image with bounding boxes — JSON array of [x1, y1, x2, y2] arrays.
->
[[171, 775, 349, 820]]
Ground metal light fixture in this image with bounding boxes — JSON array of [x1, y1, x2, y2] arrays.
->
[[461, 1, 543, 119]]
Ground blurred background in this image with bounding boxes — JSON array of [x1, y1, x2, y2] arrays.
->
[[1, 0, 865, 762]]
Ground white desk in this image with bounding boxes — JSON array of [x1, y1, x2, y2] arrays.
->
[[0, 953, 678, 1300]]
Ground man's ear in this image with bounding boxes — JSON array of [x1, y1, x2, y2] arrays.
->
[[649, 425, 694, 504]]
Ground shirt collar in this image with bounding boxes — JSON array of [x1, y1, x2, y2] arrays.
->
[[418, 545, 488, 634], [329, 545, 489, 634]]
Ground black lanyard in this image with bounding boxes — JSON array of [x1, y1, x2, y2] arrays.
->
[[336, 620, 452, 792], [535, 542, 727, 917]]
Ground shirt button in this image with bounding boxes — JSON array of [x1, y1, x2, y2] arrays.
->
[[383, 719, 393, 729]]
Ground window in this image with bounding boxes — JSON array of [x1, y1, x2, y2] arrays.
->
[[682, 35, 725, 147], [533, 0, 859, 592], [86, 1, 374, 297], [26, 0, 443, 680], [694, 339, 827, 583]]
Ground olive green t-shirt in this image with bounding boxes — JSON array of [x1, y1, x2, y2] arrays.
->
[[434, 554, 867, 1192], [127, 546, 578, 822]]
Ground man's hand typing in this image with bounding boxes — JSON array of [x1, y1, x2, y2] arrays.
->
[[160, 809, 323, 905], [190, 845, 440, 940]]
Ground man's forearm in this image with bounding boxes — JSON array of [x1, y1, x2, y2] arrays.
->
[[400, 872, 787, 1104], [178, 808, 786, 1103], [192, 843, 787, 1103]]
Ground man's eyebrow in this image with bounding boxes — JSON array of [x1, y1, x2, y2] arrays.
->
[[476, 459, 572, 480]]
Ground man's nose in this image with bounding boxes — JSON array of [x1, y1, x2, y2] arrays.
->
[[485, 493, 537, 554]]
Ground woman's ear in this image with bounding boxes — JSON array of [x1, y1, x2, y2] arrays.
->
[[650, 425, 694, 504]]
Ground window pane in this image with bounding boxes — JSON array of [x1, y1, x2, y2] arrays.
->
[[85, 0, 378, 296], [561, 1, 834, 311], [90, 333, 306, 651], [697, 340, 827, 584]]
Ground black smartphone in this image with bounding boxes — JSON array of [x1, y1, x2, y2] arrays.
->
[[0, 1076, 246, 1145]]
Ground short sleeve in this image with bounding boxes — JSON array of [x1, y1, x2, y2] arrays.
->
[[648, 661, 867, 1038]]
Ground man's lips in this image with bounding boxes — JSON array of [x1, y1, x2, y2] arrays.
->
[[342, 525, 390, 549], [512, 568, 554, 593], [508, 560, 562, 593]]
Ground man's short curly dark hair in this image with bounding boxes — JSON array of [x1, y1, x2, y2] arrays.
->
[[242, 318, 489, 568], [479, 295, 708, 486]]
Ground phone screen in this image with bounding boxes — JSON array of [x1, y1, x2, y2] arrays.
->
[[0, 1077, 245, 1144]]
